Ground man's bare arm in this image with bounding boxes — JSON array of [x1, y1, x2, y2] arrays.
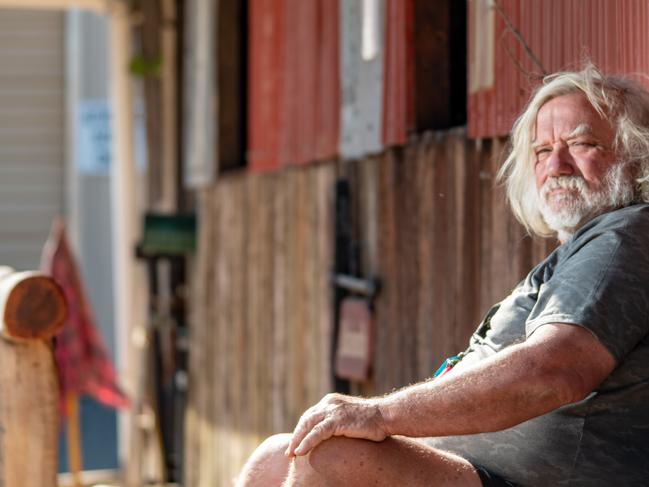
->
[[286, 323, 616, 456]]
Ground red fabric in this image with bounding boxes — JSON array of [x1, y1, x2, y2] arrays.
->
[[41, 218, 130, 415]]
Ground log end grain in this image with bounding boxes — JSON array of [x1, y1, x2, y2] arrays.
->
[[2, 274, 67, 340]]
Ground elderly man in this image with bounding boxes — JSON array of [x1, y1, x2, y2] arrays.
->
[[236, 66, 649, 486]]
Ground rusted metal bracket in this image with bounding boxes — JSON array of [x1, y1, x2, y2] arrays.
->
[[333, 274, 380, 298]]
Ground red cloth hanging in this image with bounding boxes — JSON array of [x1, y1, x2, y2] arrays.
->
[[41, 217, 130, 416]]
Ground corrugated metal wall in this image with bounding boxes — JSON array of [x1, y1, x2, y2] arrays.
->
[[248, 0, 340, 171], [382, 0, 414, 147], [248, 0, 426, 169], [469, 0, 649, 138], [0, 9, 65, 270], [339, 0, 386, 159]]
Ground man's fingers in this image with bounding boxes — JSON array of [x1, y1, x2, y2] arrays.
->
[[292, 419, 335, 456], [285, 410, 325, 456]]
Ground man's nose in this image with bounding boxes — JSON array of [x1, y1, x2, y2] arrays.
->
[[544, 146, 575, 177]]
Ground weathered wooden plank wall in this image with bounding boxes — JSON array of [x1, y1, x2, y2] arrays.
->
[[185, 129, 554, 485]]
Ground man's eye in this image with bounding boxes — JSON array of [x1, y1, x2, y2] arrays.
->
[[535, 147, 551, 157], [570, 140, 595, 147]]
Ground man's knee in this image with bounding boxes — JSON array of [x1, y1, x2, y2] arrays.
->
[[309, 436, 377, 470], [288, 436, 383, 485], [258, 432, 292, 454], [236, 433, 292, 487]]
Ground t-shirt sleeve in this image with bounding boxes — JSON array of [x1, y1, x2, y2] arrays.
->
[[525, 225, 649, 363]]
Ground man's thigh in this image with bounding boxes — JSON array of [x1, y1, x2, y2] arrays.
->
[[287, 436, 482, 487]]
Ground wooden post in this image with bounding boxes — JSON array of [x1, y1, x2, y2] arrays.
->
[[0, 267, 67, 487]]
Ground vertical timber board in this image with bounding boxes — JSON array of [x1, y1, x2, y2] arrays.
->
[[488, 139, 511, 304], [139, 0, 163, 202], [455, 135, 482, 345], [430, 132, 457, 365], [200, 188, 220, 487], [256, 172, 276, 437], [271, 170, 288, 432], [375, 150, 399, 393], [183, 191, 200, 487], [0, 339, 58, 487], [293, 168, 309, 411], [496, 137, 532, 291], [231, 175, 249, 475], [283, 168, 300, 423], [357, 157, 381, 281], [213, 180, 229, 487], [186, 189, 216, 487], [415, 134, 436, 378], [354, 156, 380, 397], [395, 144, 421, 384], [314, 162, 336, 398], [303, 165, 318, 404], [245, 174, 263, 452], [452, 130, 481, 349], [478, 138, 495, 315], [209, 187, 222, 487], [339, 160, 362, 397], [213, 175, 246, 484]]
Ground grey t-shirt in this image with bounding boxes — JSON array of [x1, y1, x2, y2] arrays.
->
[[429, 203, 649, 486]]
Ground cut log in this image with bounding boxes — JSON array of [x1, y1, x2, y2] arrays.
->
[[0, 337, 59, 487], [0, 270, 67, 340], [0, 267, 63, 486]]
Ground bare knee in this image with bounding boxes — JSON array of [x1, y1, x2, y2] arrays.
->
[[258, 432, 292, 456], [236, 433, 292, 487], [310, 436, 377, 472], [286, 436, 482, 487], [287, 437, 382, 486]]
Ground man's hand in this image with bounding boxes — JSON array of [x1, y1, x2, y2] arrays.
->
[[285, 393, 389, 457]]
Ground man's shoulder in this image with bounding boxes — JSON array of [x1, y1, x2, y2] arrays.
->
[[571, 203, 649, 245], [593, 203, 649, 229]]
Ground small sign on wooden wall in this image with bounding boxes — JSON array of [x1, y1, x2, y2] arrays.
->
[[335, 297, 373, 381]]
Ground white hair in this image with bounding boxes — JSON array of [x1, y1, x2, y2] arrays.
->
[[497, 65, 649, 237]]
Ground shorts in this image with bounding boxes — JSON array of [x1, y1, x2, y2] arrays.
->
[[474, 465, 518, 487]]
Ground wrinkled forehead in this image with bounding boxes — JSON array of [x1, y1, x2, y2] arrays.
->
[[533, 93, 615, 143], [532, 123, 594, 147]]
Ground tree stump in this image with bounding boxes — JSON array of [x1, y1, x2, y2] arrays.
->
[[0, 267, 67, 486]]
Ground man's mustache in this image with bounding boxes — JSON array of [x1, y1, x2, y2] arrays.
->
[[541, 176, 587, 199]]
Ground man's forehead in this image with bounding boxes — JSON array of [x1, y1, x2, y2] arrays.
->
[[533, 93, 614, 138], [532, 123, 593, 146]]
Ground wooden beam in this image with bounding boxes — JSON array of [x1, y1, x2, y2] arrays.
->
[[0, 267, 63, 486], [0, 338, 59, 486], [0, 0, 108, 12]]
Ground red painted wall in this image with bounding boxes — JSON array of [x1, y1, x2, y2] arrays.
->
[[469, 0, 649, 139], [383, 0, 415, 147], [248, 0, 340, 171]]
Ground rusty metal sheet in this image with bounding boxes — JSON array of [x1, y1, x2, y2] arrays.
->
[[248, 0, 285, 171], [382, 0, 414, 146], [248, 0, 339, 171], [469, 0, 649, 139]]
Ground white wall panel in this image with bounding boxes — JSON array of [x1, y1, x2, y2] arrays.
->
[[0, 9, 65, 270]]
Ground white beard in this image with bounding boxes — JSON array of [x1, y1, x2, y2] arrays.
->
[[539, 163, 635, 241]]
